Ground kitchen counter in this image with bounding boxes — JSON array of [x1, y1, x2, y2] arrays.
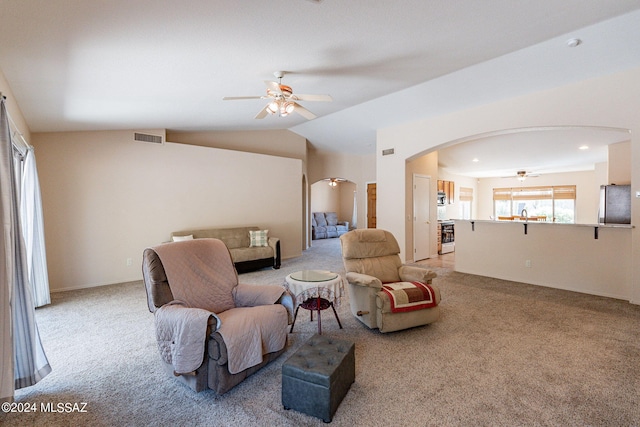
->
[[460, 219, 633, 229], [454, 219, 634, 301]]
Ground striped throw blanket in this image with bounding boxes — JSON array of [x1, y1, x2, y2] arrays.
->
[[381, 281, 437, 313]]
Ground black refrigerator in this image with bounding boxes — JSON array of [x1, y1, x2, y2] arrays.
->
[[598, 184, 631, 224]]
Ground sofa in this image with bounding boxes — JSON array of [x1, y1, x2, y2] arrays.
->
[[171, 226, 281, 273], [312, 212, 349, 239]]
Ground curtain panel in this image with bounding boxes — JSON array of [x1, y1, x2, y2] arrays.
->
[[0, 99, 51, 401], [20, 148, 51, 307]]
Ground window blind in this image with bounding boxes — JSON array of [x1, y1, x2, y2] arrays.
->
[[493, 185, 576, 201], [493, 188, 512, 200], [512, 186, 553, 200], [553, 185, 576, 199], [459, 187, 473, 201]]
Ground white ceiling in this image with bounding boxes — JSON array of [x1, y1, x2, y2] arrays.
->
[[2, 0, 640, 176], [437, 127, 631, 178]]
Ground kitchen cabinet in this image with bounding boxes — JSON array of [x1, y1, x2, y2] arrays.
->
[[437, 180, 455, 204]]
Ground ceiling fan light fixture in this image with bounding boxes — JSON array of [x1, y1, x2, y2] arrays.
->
[[328, 179, 337, 187], [224, 71, 331, 121], [281, 101, 295, 115], [266, 101, 279, 114]]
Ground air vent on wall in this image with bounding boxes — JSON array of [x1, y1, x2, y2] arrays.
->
[[134, 132, 163, 144]]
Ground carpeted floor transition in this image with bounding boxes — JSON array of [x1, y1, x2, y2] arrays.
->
[[3, 238, 640, 426]]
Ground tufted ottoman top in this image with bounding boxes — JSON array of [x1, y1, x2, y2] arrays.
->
[[282, 334, 355, 388]]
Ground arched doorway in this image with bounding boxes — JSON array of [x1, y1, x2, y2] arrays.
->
[[310, 178, 357, 241]]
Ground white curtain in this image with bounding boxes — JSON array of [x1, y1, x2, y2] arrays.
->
[[0, 99, 51, 401], [351, 190, 357, 229], [20, 148, 51, 307]]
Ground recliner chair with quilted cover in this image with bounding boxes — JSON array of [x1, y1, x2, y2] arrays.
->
[[142, 238, 294, 394], [340, 229, 441, 333]]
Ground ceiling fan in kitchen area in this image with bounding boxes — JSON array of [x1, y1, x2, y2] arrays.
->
[[514, 170, 539, 181], [500, 170, 540, 181], [223, 71, 332, 120]]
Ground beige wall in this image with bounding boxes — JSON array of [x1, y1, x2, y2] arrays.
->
[[310, 180, 357, 227], [307, 147, 376, 232], [0, 69, 31, 143], [311, 181, 340, 213], [167, 129, 307, 160], [377, 67, 640, 304], [339, 181, 357, 227], [32, 130, 302, 291], [608, 140, 631, 185]]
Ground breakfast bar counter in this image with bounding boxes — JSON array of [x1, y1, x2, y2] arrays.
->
[[454, 219, 633, 301]]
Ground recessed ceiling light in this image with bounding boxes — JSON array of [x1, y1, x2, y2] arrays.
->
[[579, 145, 589, 150], [567, 38, 582, 48], [472, 158, 479, 162]]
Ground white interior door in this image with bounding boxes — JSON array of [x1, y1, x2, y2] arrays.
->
[[413, 174, 431, 261]]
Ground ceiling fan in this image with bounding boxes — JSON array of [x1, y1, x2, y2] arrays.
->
[[223, 71, 332, 120], [322, 177, 347, 187], [500, 170, 539, 181], [515, 170, 539, 181]]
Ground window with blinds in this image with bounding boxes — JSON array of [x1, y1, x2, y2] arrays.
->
[[493, 185, 576, 223], [459, 187, 474, 201], [459, 187, 473, 219]]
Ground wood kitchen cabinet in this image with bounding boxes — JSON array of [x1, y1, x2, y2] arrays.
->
[[437, 180, 455, 204]]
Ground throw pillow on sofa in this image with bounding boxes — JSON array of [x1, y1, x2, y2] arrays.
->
[[249, 229, 269, 247]]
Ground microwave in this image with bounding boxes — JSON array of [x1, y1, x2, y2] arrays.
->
[[437, 191, 446, 205]]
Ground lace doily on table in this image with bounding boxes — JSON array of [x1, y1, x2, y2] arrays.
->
[[284, 276, 345, 307]]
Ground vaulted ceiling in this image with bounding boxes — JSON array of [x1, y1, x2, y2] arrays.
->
[[1, 0, 640, 176]]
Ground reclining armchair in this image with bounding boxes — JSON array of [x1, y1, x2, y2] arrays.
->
[[142, 238, 294, 394], [340, 229, 441, 333]]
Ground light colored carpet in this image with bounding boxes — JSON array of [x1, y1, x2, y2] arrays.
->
[[3, 238, 640, 426]]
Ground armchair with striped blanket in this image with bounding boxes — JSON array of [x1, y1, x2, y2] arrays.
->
[[340, 229, 441, 333]]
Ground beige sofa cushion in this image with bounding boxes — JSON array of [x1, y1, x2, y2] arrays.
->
[[172, 227, 261, 249], [230, 246, 274, 263]]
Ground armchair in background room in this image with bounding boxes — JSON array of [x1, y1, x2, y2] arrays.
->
[[340, 229, 441, 333], [142, 238, 294, 394]]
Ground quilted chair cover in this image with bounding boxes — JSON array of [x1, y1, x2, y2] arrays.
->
[[340, 229, 441, 333], [142, 238, 292, 394]]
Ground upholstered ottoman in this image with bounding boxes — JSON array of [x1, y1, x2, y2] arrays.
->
[[282, 334, 355, 423]]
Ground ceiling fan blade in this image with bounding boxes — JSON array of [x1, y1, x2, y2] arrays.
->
[[292, 102, 316, 120], [264, 81, 282, 94], [254, 105, 270, 119], [291, 94, 333, 102], [223, 96, 263, 100]]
